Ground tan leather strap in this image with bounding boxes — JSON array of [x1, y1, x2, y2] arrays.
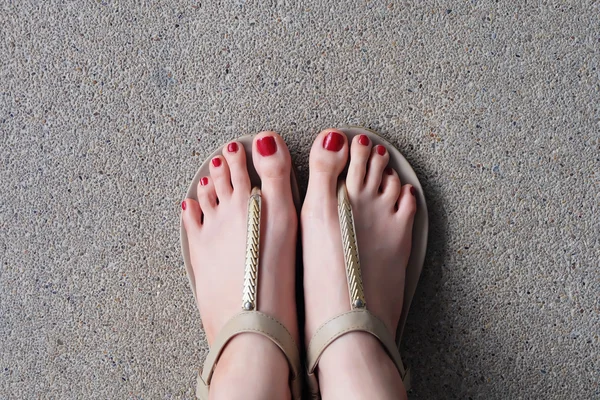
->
[[305, 309, 408, 397], [197, 311, 302, 399]]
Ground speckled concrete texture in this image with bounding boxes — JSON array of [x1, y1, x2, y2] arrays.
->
[[1, 1, 598, 399]]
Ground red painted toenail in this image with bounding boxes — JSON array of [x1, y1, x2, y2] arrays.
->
[[181, 201, 186, 210], [410, 186, 416, 196], [376, 145, 386, 155], [385, 167, 393, 175], [358, 134, 370, 146], [227, 142, 239, 153], [200, 177, 208, 186], [256, 136, 277, 156], [323, 131, 344, 152], [212, 157, 222, 167]]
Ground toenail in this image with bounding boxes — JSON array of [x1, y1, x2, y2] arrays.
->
[[323, 131, 344, 152], [227, 142, 239, 153], [256, 136, 277, 156], [376, 145, 386, 155], [200, 177, 208, 186], [181, 201, 186, 210], [385, 167, 393, 175], [358, 134, 370, 146], [410, 186, 416, 196], [212, 157, 222, 167]]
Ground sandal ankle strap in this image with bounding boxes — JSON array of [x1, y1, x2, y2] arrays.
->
[[197, 310, 302, 399]]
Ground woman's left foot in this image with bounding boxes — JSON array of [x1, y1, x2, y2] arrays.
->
[[181, 131, 299, 399]]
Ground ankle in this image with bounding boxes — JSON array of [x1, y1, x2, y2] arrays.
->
[[317, 332, 407, 400], [210, 334, 291, 400]]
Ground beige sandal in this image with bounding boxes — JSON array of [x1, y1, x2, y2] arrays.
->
[[180, 135, 303, 399], [305, 127, 429, 398]]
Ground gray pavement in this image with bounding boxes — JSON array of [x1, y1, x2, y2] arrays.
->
[[1, 1, 598, 398]]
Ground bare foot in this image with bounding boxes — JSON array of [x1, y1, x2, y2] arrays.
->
[[182, 132, 298, 400], [301, 129, 417, 399]]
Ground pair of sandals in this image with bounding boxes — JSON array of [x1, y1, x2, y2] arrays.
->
[[180, 127, 428, 399]]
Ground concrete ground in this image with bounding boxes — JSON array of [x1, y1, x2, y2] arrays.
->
[[1, 1, 598, 399]]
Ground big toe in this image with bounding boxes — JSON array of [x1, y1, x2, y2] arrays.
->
[[306, 129, 349, 200], [252, 131, 292, 180], [252, 132, 295, 210]]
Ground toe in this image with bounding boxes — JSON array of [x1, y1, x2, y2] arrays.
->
[[306, 129, 349, 196], [365, 144, 390, 192], [209, 155, 233, 200], [197, 176, 218, 214], [252, 131, 297, 223], [222, 140, 251, 195], [380, 167, 402, 206], [181, 198, 203, 231], [346, 134, 372, 193], [252, 131, 292, 180], [396, 184, 417, 218]]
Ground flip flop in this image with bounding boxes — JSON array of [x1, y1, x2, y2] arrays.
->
[[305, 127, 428, 398], [180, 134, 303, 399]]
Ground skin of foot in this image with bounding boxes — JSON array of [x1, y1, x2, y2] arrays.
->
[[181, 131, 299, 400], [301, 129, 417, 400]]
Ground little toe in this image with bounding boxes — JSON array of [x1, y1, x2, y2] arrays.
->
[[181, 198, 203, 232], [365, 144, 390, 192], [222, 140, 251, 196], [346, 134, 372, 193], [396, 184, 418, 220], [197, 176, 218, 215], [209, 155, 233, 200]]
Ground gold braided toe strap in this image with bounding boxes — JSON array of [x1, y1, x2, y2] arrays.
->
[[196, 188, 302, 400], [305, 182, 410, 399]]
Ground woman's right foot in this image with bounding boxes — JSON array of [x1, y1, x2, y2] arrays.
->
[[301, 129, 417, 400]]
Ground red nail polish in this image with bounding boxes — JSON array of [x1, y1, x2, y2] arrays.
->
[[385, 167, 393, 175], [358, 134, 370, 146], [200, 177, 208, 186], [323, 131, 344, 152], [410, 186, 416, 196], [181, 201, 186, 210], [227, 142, 239, 153], [212, 157, 222, 167], [376, 145, 386, 156], [256, 136, 277, 156]]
